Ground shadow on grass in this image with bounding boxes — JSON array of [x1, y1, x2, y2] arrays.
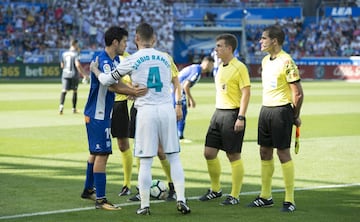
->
[[1, 184, 359, 222], [1, 153, 359, 221]]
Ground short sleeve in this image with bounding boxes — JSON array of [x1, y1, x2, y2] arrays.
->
[[285, 59, 300, 83]]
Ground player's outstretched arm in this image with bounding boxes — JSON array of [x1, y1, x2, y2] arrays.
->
[[109, 82, 148, 97], [89, 57, 117, 86]]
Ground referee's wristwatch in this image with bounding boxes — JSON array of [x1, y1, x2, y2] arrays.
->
[[237, 115, 246, 121]]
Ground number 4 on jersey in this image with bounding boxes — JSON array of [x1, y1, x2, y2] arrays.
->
[[147, 67, 163, 92]]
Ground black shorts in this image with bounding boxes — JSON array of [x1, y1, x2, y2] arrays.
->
[[62, 77, 79, 91], [205, 108, 245, 154], [111, 100, 129, 138], [128, 102, 137, 139], [257, 104, 294, 149]]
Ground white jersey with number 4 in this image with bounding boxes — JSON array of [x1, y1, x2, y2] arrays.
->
[[113, 48, 173, 108], [110, 47, 180, 157]]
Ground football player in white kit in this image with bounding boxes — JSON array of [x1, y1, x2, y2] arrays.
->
[[90, 22, 191, 215]]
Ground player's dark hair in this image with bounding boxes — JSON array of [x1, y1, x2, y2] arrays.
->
[[136, 22, 154, 42], [71, 39, 78, 47], [216, 33, 237, 53], [203, 55, 215, 63], [264, 25, 285, 46], [104, 26, 128, 47]]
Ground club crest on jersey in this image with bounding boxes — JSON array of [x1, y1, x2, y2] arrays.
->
[[103, 64, 111, 73]]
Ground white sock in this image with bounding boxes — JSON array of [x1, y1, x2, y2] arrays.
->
[[138, 157, 153, 208], [167, 153, 186, 202]]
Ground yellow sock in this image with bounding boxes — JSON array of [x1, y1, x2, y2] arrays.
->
[[281, 160, 295, 204], [207, 157, 221, 192], [160, 159, 172, 183], [260, 159, 274, 199], [121, 148, 133, 188], [230, 159, 244, 198]]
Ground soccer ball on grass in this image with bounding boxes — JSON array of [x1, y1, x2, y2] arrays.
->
[[150, 179, 167, 200]]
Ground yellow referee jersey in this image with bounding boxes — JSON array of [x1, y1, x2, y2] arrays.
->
[[215, 57, 250, 109], [115, 52, 131, 102], [168, 53, 179, 78], [261, 50, 300, 107]]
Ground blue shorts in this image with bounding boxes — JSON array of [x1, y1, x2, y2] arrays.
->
[[85, 116, 112, 155]]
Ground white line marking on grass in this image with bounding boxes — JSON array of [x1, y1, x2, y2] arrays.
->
[[1, 183, 359, 220], [0, 200, 164, 220]]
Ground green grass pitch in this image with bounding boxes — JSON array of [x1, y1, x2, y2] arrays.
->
[[0, 80, 359, 222]]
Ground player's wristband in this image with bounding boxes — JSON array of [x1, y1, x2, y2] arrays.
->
[[237, 115, 246, 121], [175, 101, 182, 105]]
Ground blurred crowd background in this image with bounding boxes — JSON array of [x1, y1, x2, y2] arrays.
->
[[0, 0, 359, 64]]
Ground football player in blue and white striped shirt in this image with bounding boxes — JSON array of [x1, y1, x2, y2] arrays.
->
[[81, 26, 147, 211], [176, 56, 214, 141]]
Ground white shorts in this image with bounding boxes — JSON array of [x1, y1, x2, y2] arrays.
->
[[134, 103, 180, 157]]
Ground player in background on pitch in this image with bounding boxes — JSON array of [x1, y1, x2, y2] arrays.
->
[[247, 25, 303, 212], [59, 39, 88, 114], [90, 22, 191, 215], [176, 55, 214, 142], [81, 26, 147, 210]]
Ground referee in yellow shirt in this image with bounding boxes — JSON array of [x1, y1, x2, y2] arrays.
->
[[111, 52, 134, 197], [247, 25, 303, 212], [199, 33, 251, 205]]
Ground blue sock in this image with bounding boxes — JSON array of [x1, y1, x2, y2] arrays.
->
[[94, 172, 106, 199], [177, 107, 187, 138], [84, 162, 94, 190]]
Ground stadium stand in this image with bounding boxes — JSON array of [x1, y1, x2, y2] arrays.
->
[[0, 0, 359, 64]]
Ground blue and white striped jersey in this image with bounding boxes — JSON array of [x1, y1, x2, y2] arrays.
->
[[84, 51, 120, 120], [178, 64, 202, 88]]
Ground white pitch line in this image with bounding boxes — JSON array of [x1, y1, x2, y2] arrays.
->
[[1, 183, 359, 220]]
